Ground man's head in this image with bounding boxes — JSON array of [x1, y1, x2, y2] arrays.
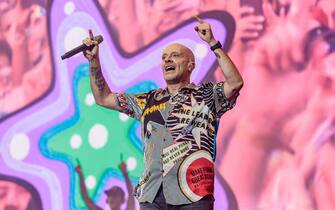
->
[[104, 186, 125, 209], [161, 43, 195, 85]]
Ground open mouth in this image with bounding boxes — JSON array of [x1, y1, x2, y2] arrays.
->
[[165, 65, 176, 72]]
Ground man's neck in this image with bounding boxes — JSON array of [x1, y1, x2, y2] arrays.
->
[[167, 81, 190, 95]]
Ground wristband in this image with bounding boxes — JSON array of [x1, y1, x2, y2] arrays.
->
[[210, 41, 222, 51]]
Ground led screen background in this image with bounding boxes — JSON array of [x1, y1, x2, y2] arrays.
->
[[0, 0, 335, 209]]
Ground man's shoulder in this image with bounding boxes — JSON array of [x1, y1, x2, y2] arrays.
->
[[197, 82, 216, 90]]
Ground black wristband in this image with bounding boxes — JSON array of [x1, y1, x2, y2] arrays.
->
[[210, 41, 222, 51]]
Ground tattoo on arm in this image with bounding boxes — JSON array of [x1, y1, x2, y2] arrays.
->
[[214, 52, 221, 59], [91, 66, 106, 92]]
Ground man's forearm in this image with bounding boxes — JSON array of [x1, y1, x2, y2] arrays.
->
[[78, 172, 101, 209], [210, 41, 244, 93], [78, 172, 91, 201], [89, 59, 112, 104], [122, 172, 133, 194], [123, 172, 135, 210]]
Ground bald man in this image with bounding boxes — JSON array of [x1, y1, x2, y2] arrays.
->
[[82, 17, 243, 210]]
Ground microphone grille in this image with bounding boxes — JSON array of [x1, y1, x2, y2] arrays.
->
[[95, 35, 104, 44]]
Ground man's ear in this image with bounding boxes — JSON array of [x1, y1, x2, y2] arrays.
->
[[188, 61, 195, 72]]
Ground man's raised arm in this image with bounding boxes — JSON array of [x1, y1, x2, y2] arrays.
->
[[83, 30, 122, 111], [119, 162, 135, 210], [194, 16, 244, 98], [75, 164, 103, 210]]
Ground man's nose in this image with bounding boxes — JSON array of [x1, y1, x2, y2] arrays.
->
[[164, 57, 172, 63]]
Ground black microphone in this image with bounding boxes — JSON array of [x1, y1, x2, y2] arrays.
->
[[61, 35, 104, 60]]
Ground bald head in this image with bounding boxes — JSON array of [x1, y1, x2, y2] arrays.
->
[[163, 43, 195, 63], [161, 43, 196, 84]]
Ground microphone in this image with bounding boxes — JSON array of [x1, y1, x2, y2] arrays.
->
[[61, 35, 103, 60]]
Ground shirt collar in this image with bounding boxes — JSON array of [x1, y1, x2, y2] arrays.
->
[[154, 83, 197, 101], [162, 82, 197, 95]]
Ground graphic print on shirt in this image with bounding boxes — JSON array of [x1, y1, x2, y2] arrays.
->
[[117, 93, 148, 120], [142, 102, 167, 138], [162, 141, 192, 176], [178, 150, 214, 202], [134, 170, 152, 198], [144, 140, 155, 168], [143, 121, 166, 173], [168, 94, 215, 154]]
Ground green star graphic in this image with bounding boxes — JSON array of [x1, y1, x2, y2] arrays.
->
[[42, 64, 157, 208]]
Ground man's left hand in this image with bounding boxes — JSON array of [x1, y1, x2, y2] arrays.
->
[[194, 16, 216, 46]]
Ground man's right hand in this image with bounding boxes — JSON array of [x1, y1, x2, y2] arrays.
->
[[83, 29, 99, 63]]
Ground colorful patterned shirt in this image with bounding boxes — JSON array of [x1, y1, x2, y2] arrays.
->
[[116, 81, 239, 205]]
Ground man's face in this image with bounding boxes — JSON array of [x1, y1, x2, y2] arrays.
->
[[161, 44, 194, 84], [106, 192, 124, 209]]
